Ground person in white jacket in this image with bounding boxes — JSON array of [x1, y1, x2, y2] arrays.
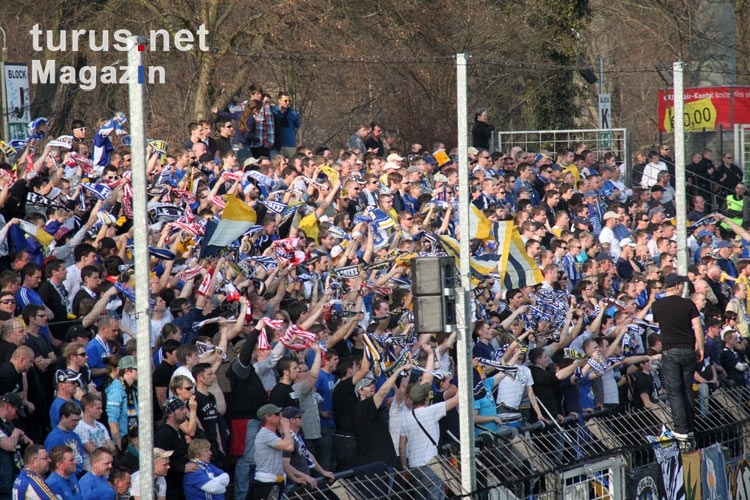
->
[[640, 151, 667, 189]]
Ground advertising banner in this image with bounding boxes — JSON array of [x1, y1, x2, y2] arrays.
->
[[657, 86, 750, 133], [726, 456, 750, 499], [627, 463, 665, 500], [701, 443, 728, 499], [3, 63, 30, 140]]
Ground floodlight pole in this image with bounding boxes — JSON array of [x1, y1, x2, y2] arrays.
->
[[455, 52, 477, 496], [128, 36, 155, 500], [0, 26, 8, 141], [673, 62, 688, 281]]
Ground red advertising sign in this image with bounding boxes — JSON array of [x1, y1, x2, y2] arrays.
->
[[657, 86, 750, 132]]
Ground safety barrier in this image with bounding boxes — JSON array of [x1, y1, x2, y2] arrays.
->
[[285, 386, 750, 499]]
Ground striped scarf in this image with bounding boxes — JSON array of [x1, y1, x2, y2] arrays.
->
[[21, 470, 57, 500], [119, 377, 139, 433], [291, 431, 315, 469]]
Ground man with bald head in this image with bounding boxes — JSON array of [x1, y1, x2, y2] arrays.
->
[[0, 320, 26, 363], [705, 265, 730, 311], [0, 346, 34, 399], [693, 279, 718, 308], [192, 141, 208, 159]]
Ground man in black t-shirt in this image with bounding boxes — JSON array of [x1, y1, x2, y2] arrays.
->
[[192, 363, 226, 467], [353, 364, 410, 469], [331, 355, 369, 472], [631, 359, 657, 410], [363, 123, 385, 157], [651, 273, 703, 451], [528, 348, 587, 422], [281, 406, 335, 491], [226, 327, 270, 500], [152, 339, 180, 421], [269, 358, 300, 409], [0, 346, 33, 396]]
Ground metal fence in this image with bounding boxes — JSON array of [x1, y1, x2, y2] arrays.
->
[[285, 386, 750, 500], [496, 128, 629, 166], [741, 124, 750, 177], [659, 123, 750, 178], [495, 125, 750, 220]]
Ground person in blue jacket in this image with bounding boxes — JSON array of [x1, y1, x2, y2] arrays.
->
[[271, 92, 301, 159], [78, 447, 115, 500], [184, 439, 230, 500], [45, 445, 83, 500], [13, 445, 57, 500], [43, 402, 84, 475]]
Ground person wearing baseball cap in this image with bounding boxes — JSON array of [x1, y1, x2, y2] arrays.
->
[[130, 448, 174, 500], [400, 377, 460, 498], [599, 211, 621, 259], [280, 406, 335, 490], [248, 404, 293, 500], [571, 216, 590, 231], [49, 369, 82, 429], [154, 397, 195, 500], [0, 392, 30, 495], [651, 272, 702, 452], [105, 356, 138, 452], [354, 359, 413, 470]]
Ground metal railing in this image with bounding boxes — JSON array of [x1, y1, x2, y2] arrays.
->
[[496, 128, 630, 176], [670, 170, 732, 217], [284, 386, 750, 499], [495, 126, 750, 222]]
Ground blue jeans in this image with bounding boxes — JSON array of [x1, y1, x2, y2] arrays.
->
[[235, 419, 261, 500], [662, 347, 697, 435], [412, 464, 444, 500], [317, 426, 335, 472]]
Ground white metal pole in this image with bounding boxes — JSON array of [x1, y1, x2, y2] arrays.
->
[[128, 35, 155, 500], [0, 61, 7, 141], [0, 26, 9, 141], [455, 52, 476, 496], [673, 62, 688, 279], [734, 124, 741, 172]]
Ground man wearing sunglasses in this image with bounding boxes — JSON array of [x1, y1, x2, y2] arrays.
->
[[71, 119, 88, 144], [272, 92, 301, 159], [215, 121, 235, 155]]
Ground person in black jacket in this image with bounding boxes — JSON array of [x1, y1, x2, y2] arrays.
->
[[154, 397, 195, 500], [37, 259, 69, 344], [471, 109, 495, 151], [364, 123, 385, 157], [658, 144, 675, 187], [227, 321, 270, 500], [0, 393, 30, 499]]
